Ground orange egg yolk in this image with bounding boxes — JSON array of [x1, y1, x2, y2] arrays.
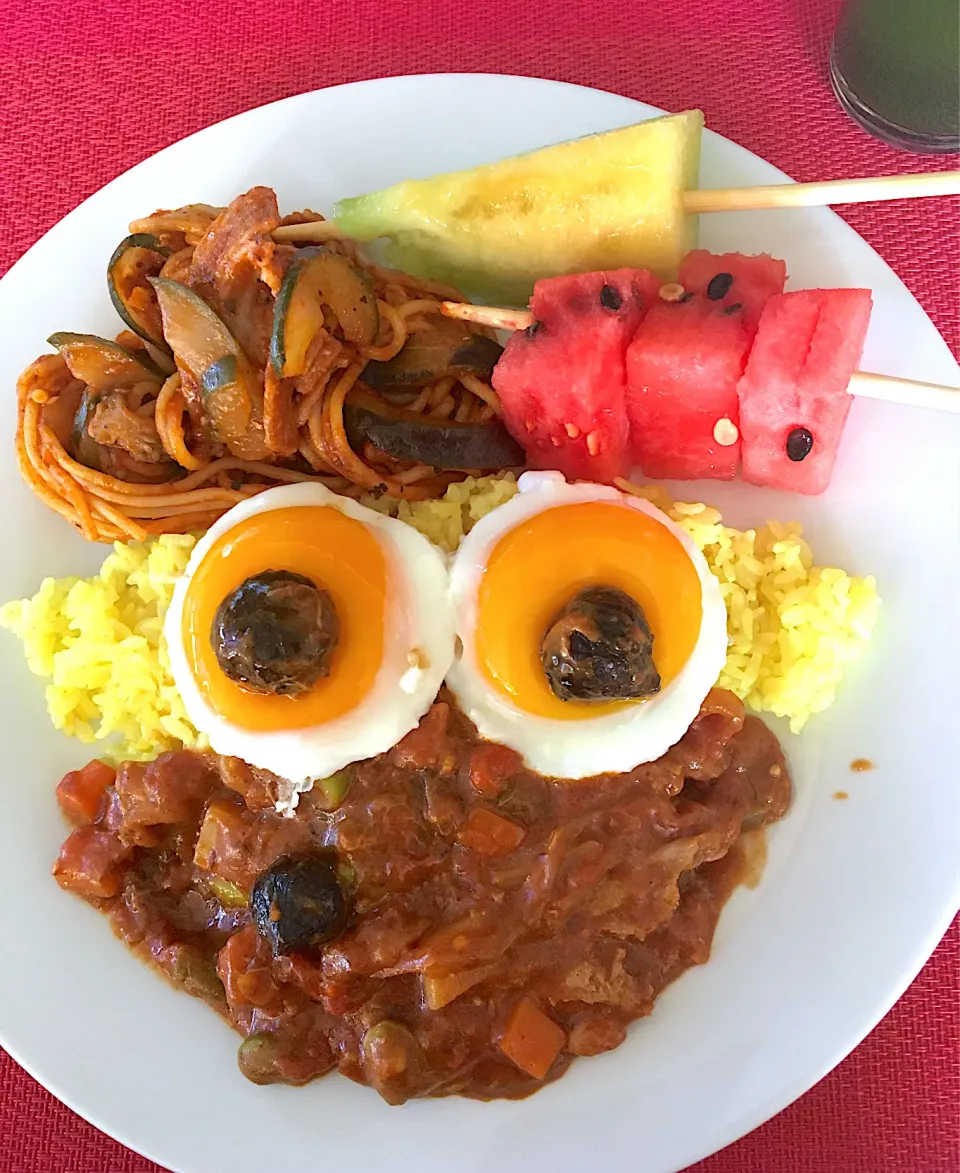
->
[[181, 506, 386, 732], [474, 501, 703, 720]]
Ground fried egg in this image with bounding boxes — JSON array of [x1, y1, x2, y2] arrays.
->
[[445, 472, 727, 778], [165, 483, 455, 806]]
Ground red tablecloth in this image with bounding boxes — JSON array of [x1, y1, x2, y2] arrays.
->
[[1, 1, 958, 1170]]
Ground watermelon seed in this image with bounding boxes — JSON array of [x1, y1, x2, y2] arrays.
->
[[707, 273, 734, 300], [786, 427, 814, 461], [713, 418, 739, 447], [658, 283, 686, 303], [524, 320, 543, 339], [586, 431, 601, 456], [599, 284, 622, 311], [565, 423, 581, 439], [679, 291, 694, 303], [722, 302, 744, 315]]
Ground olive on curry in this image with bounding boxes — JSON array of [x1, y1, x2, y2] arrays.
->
[[250, 851, 352, 957]]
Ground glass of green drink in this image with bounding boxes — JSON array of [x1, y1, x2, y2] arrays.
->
[[830, 0, 960, 153]]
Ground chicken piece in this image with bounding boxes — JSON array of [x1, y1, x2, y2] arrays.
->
[[88, 391, 169, 463], [189, 186, 282, 299]]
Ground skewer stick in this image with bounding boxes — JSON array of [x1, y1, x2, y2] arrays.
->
[[683, 170, 960, 213], [273, 220, 344, 242], [442, 303, 534, 331], [273, 171, 960, 246], [846, 371, 960, 414], [439, 302, 960, 414]]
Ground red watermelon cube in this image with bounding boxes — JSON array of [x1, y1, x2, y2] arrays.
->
[[625, 297, 751, 480], [679, 251, 787, 338], [492, 268, 661, 483], [738, 288, 873, 494]]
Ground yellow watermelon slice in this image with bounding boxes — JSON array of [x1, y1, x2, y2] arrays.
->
[[334, 110, 704, 304]]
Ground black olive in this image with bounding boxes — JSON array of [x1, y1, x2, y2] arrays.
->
[[786, 427, 814, 462], [250, 852, 351, 957], [599, 284, 622, 311], [707, 272, 734, 300], [540, 586, 661, 702], [212, 570, 338, 696], [525, 319, 544, 339]]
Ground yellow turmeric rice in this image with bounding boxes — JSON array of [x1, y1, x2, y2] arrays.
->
[[1, 534, 203, 760], [0, 474, 879, 761]]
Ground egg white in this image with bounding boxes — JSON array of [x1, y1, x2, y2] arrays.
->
[[164, 483, 455, 809], [445, 472, 728, 779]]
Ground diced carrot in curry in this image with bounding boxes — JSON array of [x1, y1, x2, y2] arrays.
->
[[499, 997, 566, 1080], [456, 807, 525, 857], [56, 759, 115, 825]]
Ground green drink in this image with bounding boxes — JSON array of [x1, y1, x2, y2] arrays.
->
[[830, 0, 960, 153]]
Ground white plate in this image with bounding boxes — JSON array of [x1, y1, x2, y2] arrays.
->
[[0, 74, 957, 1173]]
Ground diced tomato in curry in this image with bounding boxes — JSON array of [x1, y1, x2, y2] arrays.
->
[[56, 759, 115, 825]]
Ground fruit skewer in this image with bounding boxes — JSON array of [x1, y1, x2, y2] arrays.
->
[[428, 256, 953, 495], [277, 168, 960, 242], [439, 300, 960, 415], [278, 105, 959, 304]]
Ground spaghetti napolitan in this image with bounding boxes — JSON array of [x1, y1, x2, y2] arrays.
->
[[16, 187, 510, 542]]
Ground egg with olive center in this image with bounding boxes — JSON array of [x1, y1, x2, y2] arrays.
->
[[165, 482, 455, 808], [444, 472, 727, 778]]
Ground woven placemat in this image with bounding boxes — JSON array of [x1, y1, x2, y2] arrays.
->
[[0, 0, 957, 1169]]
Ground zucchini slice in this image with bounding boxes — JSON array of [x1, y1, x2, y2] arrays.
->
[[47, 332, 164, 391], [107, 234, 173, 359], [151, 277, 269, 460], [363, 321, 503, 393], [150, 277, 244, 375], [343, 388, 523, 471], [72, 388, 103, 470], [200, 355, 252, 445], [271, 247, 379, 377]]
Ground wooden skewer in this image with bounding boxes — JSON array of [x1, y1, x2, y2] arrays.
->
[[683, 170, 960, 213], [274, 220, 344, 242], [273, 171, 960, 244], [439, 302, 960, 414], [846, 371, 960, 414], [442, 303, 534, 331]]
